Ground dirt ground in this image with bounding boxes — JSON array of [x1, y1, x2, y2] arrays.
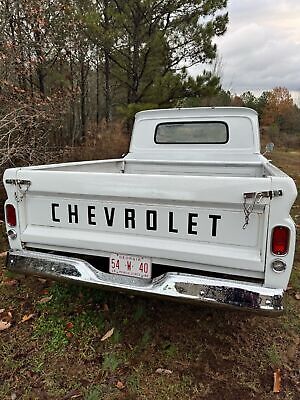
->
[[0, 148, 299, 400]]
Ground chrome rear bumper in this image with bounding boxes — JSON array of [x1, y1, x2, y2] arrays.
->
[[6, 250, 284, 314]]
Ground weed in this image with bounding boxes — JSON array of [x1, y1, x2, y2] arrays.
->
[[127, 373, 140, 392], [31, 357, 44, 373], [0, 381, 10, 398], [133, 303, 145, 322], [163, 342, 177, 358], [84, 386, 103, 400], [102, 353, 121, 372], [37, 283, 78, 313], [140, 328, 152, 347], [111, 328, 122, 344], [78, 285, 109, 307], [281, 296, 300, 332], [73, 311, 105, 334], [265, 344, 282, 367], [2, 357, 23, 373], [37, 282, 107, 314], [3, 269, 17, 279], [290, 269, 300, 291], [33, 315, 69, 352]]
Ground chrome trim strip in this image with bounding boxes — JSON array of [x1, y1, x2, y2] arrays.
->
[[6, 250, 283, 314]]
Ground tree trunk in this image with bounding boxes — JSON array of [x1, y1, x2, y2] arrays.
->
[[104, 49, 111, 123], [103, 0, 112, 124], [80, 59, 87, 140], [69, 57, 76, 145], [127, 8, 140, 105], [37, 66, 45, 96], [96, 57, 100, 126]]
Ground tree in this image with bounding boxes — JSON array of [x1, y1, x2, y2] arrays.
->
[[262, 87, 294, 127], [108, 0, 228, 108], [240, 91, 257, 110]]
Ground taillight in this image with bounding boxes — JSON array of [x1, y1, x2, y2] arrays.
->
[[272, 226, 290, 255], [6, 204, 17, 227]]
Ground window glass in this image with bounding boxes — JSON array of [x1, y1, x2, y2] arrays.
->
[[155, 122, 228, 144]]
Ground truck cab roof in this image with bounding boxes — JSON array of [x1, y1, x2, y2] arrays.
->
[[135, 107, 258, 121], [129, 107, 261, 161]]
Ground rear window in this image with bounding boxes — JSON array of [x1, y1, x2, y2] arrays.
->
[[155, 122, 228, 144]]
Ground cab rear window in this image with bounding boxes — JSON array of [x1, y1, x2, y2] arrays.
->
[[155, 122, 229, 144]]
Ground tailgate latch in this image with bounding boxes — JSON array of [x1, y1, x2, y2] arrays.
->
[[5, 179, 31, 202], [242, 190, 283, 229]]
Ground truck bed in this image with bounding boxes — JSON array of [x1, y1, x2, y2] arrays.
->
[[28, 157, 285, 178], [5, 162, 274, 280]]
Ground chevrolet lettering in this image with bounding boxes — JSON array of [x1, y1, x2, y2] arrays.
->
[[50, 202, 222, 238]]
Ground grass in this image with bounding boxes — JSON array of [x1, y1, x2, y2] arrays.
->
[[102, 353, 122, 372], [33, 314, 69, 352], [84, 387, 103, 400], [0, 147, 299, 400], [265, 344, 282, 367]]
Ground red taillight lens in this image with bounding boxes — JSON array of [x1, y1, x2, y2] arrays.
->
[[6, 204, 17, 227], [272, 226, 290, 255]]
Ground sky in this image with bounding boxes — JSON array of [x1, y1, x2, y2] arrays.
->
[[192, 0, 300, 103]]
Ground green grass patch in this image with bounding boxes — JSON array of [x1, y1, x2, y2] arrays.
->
[[162, 341, 178, 358], [33, 315, 69, 352], [102, 353, 122, 372], [84, 387, 103, 400], [265, 344, 282, 367]]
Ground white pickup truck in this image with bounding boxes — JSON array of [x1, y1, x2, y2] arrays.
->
[[3, 107, 297, 314]]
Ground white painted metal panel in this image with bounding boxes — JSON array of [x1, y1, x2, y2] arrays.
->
[[27, 197, 262, 247], [14, 167, 272, 274]]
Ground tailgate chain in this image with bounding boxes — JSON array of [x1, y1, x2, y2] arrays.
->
[[243, 192, 264, 229], [5, 179, 31, 203], [242, 190, 283, 229]]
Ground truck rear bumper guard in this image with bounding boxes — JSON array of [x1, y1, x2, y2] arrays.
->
[[6, 250, 283, 314]]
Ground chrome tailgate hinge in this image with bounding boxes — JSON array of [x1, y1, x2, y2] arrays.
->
[[6, 179, 31, 188], [243, 190, 283, 200]]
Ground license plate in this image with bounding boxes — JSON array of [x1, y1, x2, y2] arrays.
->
[[109, 253, 152, 279]]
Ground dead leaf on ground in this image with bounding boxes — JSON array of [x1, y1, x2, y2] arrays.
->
[[0, 251, 7, 258], [65, 322, 74, 330], [295, 293, 300, 300], [37, 278, 47, 284], [37, 295, 53, 304], [103, 303, 109, 312], [273, 369, 281, 393], [2, 279, 18, 287], [0, 320, 11, 331], [101, 327, 114, 341], [0, 310, 13, 331], [0, 309, 5, 314], [155, 368, 173, 375], [62, 389, 82, 399], [19, 314, 35, 324], [116, 381, 125, 390]]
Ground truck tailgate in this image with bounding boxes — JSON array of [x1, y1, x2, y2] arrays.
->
[[15, 169, 272, 275]]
